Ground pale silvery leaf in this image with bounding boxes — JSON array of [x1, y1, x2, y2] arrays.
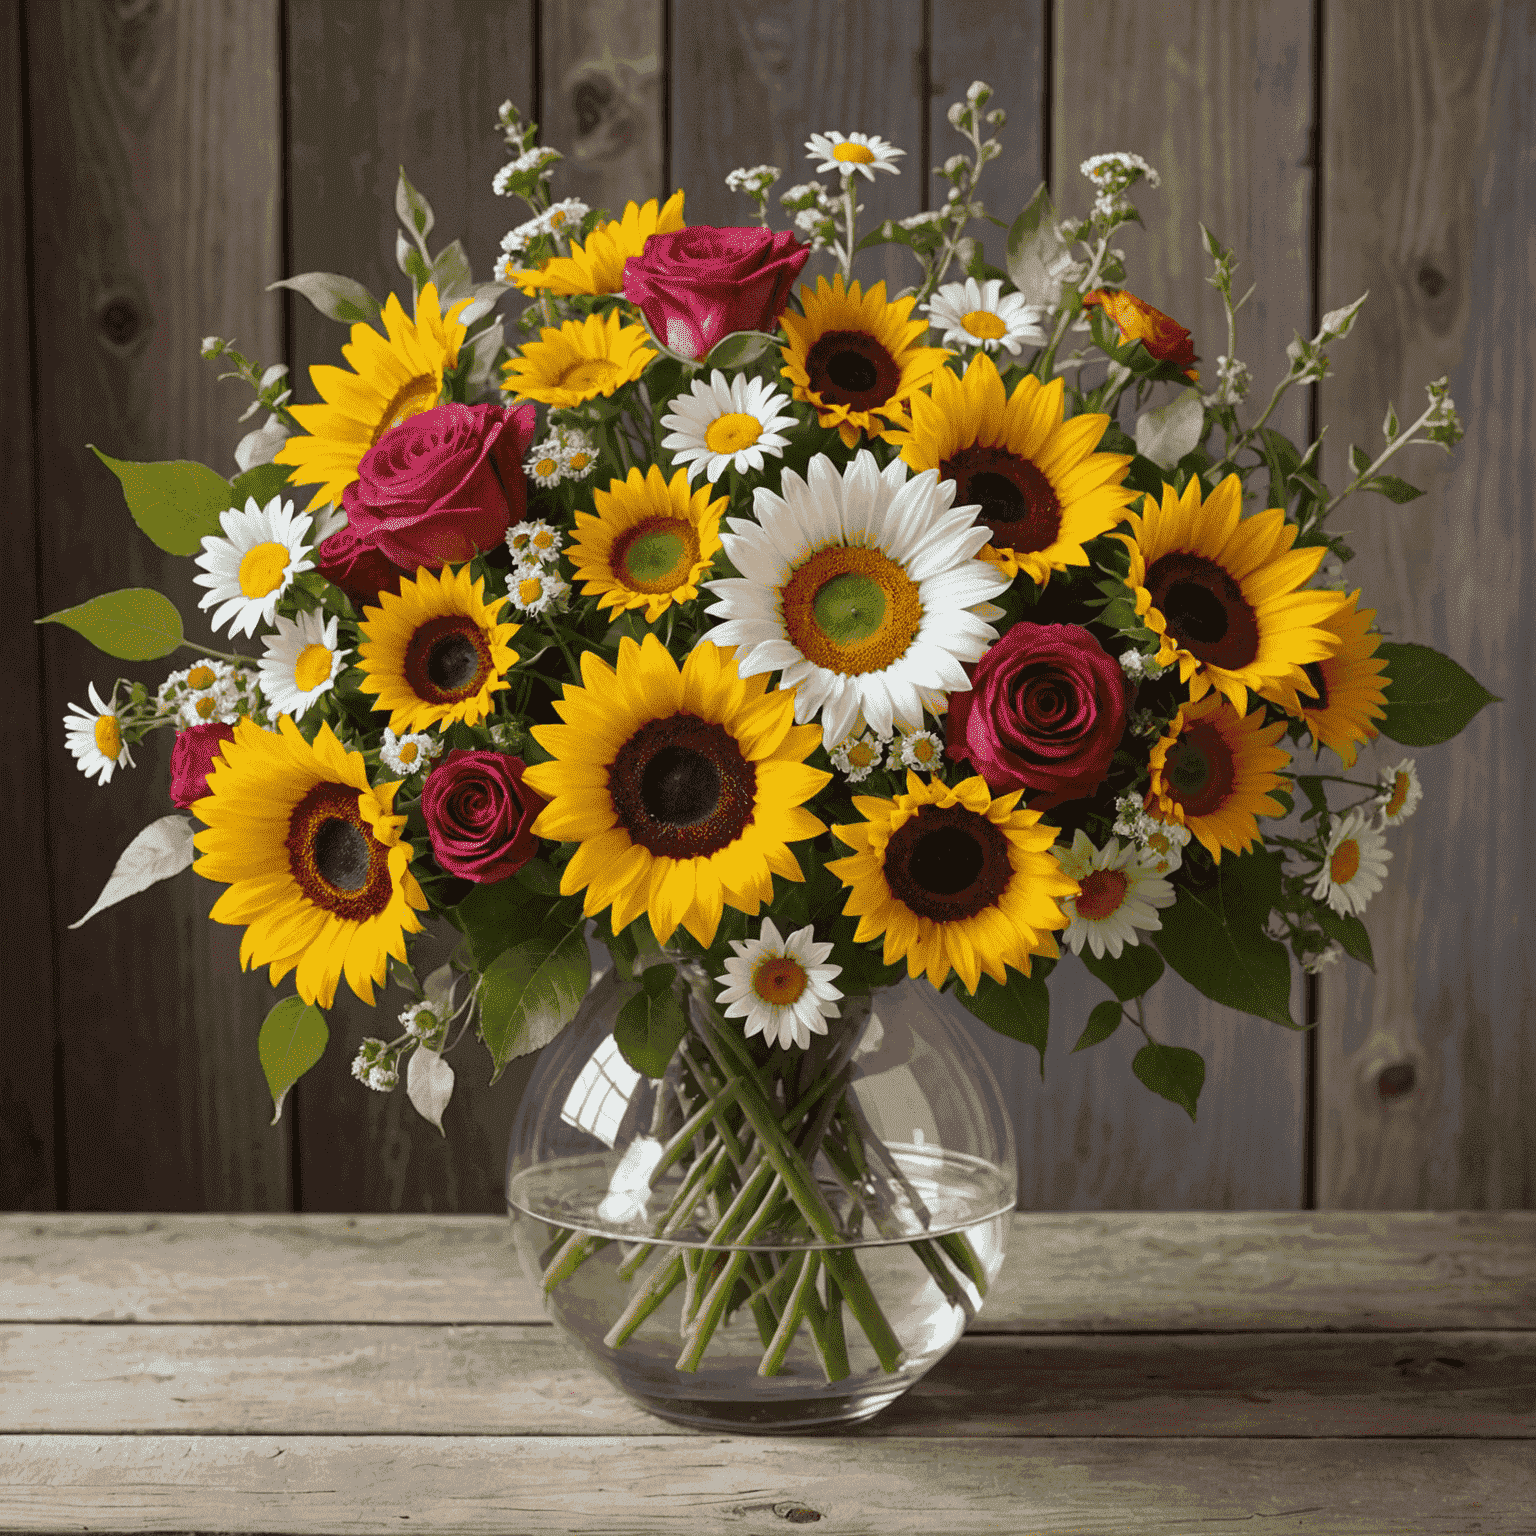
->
[[1006, 182, 1075, 309], [69, 814, 196, 929], [406, 1046, 455, 1135], [235, 414, 292, 473], [267, 273, 382, 328], [310, 502, 348, 544], [1136, 388, 1207, 470], [429, 238, 474, 304], [1319, 291, 1368, 340], [463, 319, 506, 398], [423, 963, 459, 1020]]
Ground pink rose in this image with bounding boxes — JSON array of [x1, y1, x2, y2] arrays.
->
[[622, 226, 809, 360], [170, 722, 236, 810], [340, 401, 537, 575], [421, 750, 544, 883], [315, 521, 407, 608], [947, 624, 1129, 810]]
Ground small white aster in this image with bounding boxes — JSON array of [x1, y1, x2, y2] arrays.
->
[[379, 726, 442, 777], [507, 566, 570, 617], [725, 164, 780, 195], [192, 495, 315, 639], [1110, 796, 1192, 876], [1375, 758, 1423, 826], [541, 197, 589, 239], [660, 370, 796, 484], [63, 681, 134, 785], [1310, 807, 1391, 918], [506, 519, 563, 564], [922, 278, 1046, 356], [555, 428, 598, 480], [805, 130, 904, 181], [1080, 152, 1160, 191], [524, 443, 568, 487], [893, 729, 945, 774], [258, 609, 348, 722], [399, 1001, 443, 1041], [716, 918, 843, 1051], [829, 730, 889, 783], [1052, 830, 1176, 960], [351, 1039, 399, 1092]]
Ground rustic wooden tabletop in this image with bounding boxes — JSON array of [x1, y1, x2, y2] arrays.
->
[[1, 1211, 1532, 1533]]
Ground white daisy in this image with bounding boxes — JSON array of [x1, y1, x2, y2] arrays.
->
[[524, 443, 567, 487], [829, 730, 889, 784], [660, 370, 796, 485], [506, 519, 563, 564], [157, 659, 226, 715], [559, 432, 598, 480], [1375, 758, 1422, 826], [922, 278, 1046, 356], [704, 451, 1010, 748], [379, 727, 442, 777], [806, 130, 904, 181], [1111, 795, 1192, 876], [1052, 830, 1176, 960], [1310, 807, 1391, 918], [507, 566, 570, 617], [257, 609, 349, 721], [716, 918, 843, 1051], [893, 728, 945, 774], [192, 495, 315, 639], [63, 682, 134, 785]]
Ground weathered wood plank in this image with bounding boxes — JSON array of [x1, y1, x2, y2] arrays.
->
[[1, 1434, 1530, 1534], [26, 0, 292, 1211], [4, 1211, 1531, 1328], [1315, 4, 1535, 1208], [7, 1322, 1530, 1439], [1026, 0, 1318, 1209], [0, 0, 56, 1210]]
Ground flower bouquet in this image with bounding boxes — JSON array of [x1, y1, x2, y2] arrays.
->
[[47, 82, 1496, 1424]]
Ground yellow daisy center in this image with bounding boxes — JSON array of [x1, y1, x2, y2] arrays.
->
[[555, 358, 621, 395], [397, 740, 419, 765], [704, 413, 763, 455], [534, 457, 559, 478], [611, 516, 702, 596], [549, 208, 569, 228], [371, 375, 439, 445], [910, 736, 938, 765], [531, 529, 556, 551], [238, 541, 293, 600], [833, 142, 876, 164], [1146, 829, 1174, 858], [518, 575, 546, 606], [187, 665, 218, 690], [1076, 869, 1129, 921], [568, 451, 592, 472], [1384, 772, 1409, 816], [293, 643, 334, 692], [93, 715, 122, 758], [194, 695, 219, 720], [847, 741, 879, 770], [961, 309, 1007, 340], [1330, 838, 1361, 886], [782, 545, 922, 675], [753, 956, 808, 1006]]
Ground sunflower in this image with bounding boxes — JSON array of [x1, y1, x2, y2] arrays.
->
[[275, 283, 468, 512], [1274, 589, 1389, 768], [500, 309, 656, 409], [510, 191, 686, 296], [568, 464, 725, 623], [889, 355, 1135, 585], [1120, 475, 1349, 715], [193, 715, 426, 1008], [521, 636, 830, 948], [357, 564, 519, 734], [1145, 693, 1291, 863], [828, 772, 1075, 994], [779, 274, 951, 448], [1081, 288, 1199, 380]]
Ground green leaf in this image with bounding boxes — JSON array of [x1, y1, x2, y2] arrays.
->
[[1348, 442, 1371, 478], [37, 587, 185, 661], [267, 272, 382, 327], [1294, 774, 1331, 822], [1315, 905, 1375, 969], [954, 967, 1050, 1077], [1131, 1042, 1205, 1122], [1073, 999, 1125, 1052], [229, 461, 294, 512], [1365, 474, 1424, 504], [703, 330, 779, 371], [614, 978, 689, 1078], [452, 878, 542, 970], [478, 916, 589, 1083], [258, 995, 328, 1125], [1377, 641, 1499, 745], [89, 447, 232, 555], [1258, 428, 1301, 511], [396, 166, 435, 244], [1080, 942, 1165, 1002], [396, 230, 432, 289]]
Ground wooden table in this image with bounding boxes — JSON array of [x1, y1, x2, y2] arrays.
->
[[2, 1212, 1532, 1533]]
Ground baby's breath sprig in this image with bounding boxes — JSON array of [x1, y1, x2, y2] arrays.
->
[[200, 338, 299, 432], [726, 164, 781, 227]]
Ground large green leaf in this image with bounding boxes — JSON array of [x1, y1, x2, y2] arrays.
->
[[1316, 905, 1374, 969], [229, 461, 294, 512], [452, 877, 543, 969], [613, 968, 689, 1078], [1072, 999, 1125, 1053], [1080, 943, 1165, 1002], [1377, 642, 1499, 746], [1131, 1042, 1206, 1122], [258, 996, 328, 1125], [954, 964, 1051, 1077], [478, 916, 589, 1083], [90, 447, 232, 555], [38, 587, 185, 661]]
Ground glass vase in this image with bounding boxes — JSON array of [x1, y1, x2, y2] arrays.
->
[[506, 951, 1016, 1432]]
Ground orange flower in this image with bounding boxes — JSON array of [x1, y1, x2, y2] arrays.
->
[[1082, 289, 1199, 381]]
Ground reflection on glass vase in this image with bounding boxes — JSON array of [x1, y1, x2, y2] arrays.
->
[[506, 952, 1016, 1432]]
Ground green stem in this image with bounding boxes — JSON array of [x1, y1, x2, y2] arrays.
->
[[177, 639, 256, 666], [541, 1229, 609, 1293], [757, 1251, 821, 1376], [603, 1251, 685, 1349]]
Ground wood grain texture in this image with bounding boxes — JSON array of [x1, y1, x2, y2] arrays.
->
[[1315, 3, 1536, 1208], [8, 1321, 1530, 1438], [25, 0, 291, 1211], [0, 0, 56, 1209], [1016, 0, 1318, 1210], [2, 1434, 1530, 1534], [5, 1211, 1532, 1327]]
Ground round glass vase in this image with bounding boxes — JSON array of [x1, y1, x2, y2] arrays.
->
[[506, 954, 1016, 1433]]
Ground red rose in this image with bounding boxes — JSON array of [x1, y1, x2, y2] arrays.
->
[[315, 521, 407, 608], [421, 750, 544, 883], [622, 226, 810, 361], [170, 722, 236, 810], [340, 400, 537, 575], [947, 623, 1129, 809]]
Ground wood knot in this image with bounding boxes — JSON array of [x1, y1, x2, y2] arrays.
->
[[1377, 1061, 1417, 1101], [97, 293, 148, 353], [572, 76, 613, 137], [1415, 264, 1449, 299], [774, 1505, 823, 1524]]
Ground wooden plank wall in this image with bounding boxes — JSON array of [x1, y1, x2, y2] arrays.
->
[[12, 0, 1529, 1215]]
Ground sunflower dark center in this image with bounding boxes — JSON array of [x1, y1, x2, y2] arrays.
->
[[940, 445, 1061, 554], [610, 713, 758, 859], [1145, 552, 1259, 670], [883, 802, 1012, 922], [805, 329, 900, 411], [1164, 721, 1236, 819], [426, 633, 480, 690], [313, 818, 371, 891], [1302, 661, 1329, 711], [404, 615, 494, 704], [286, 781, 393, 920]]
